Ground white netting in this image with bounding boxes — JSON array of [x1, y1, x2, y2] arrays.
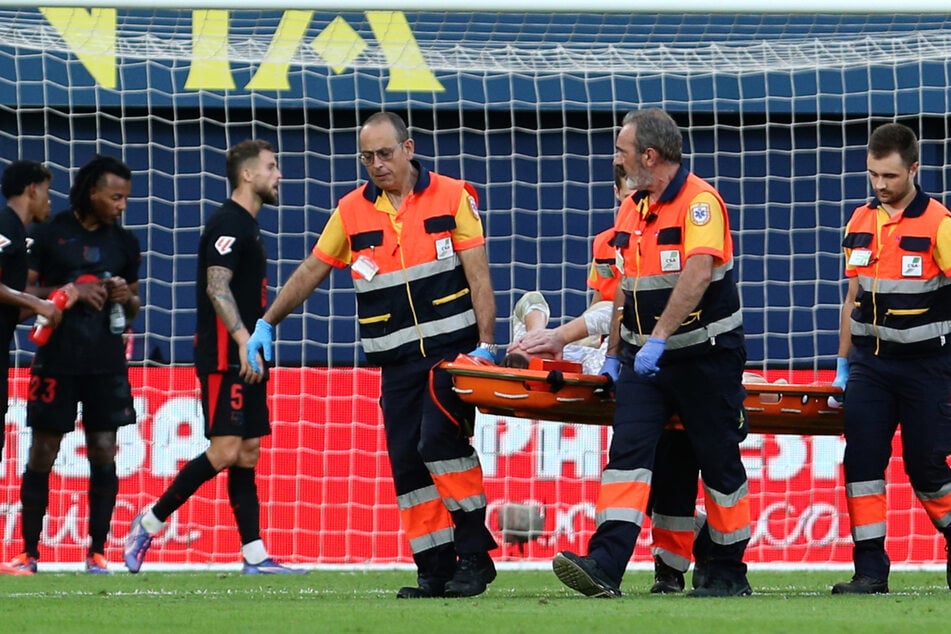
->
[[0, 8, 948, 569]]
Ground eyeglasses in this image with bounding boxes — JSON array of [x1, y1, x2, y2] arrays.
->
[[358, 143, 404, 165]]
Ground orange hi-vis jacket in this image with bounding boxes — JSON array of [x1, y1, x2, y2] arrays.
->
[[843, 189, 951, 358], [613, 167, 743, 360], [587, 227, 621, 301], [336, 170, 479, 366]]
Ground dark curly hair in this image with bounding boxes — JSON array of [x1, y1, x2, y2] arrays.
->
[[69, 155, 132, 219]]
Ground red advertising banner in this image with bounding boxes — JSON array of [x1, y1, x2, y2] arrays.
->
[[0, 367, 943, 568]]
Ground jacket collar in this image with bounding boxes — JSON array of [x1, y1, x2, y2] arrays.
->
[[631, 165, 690, 206], [362, 160, 431, 202], [868, 185, 929, 218]]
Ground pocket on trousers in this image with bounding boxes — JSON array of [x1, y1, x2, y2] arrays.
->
[[721, 384, 749, 441]]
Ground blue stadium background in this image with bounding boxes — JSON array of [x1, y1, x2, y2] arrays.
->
[[3, 10, 951, 368]]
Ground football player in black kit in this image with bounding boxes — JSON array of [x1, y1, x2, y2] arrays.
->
[[124, 139, 305, 575], [4, 155, 141, 575], [0, 161, 75, 576]]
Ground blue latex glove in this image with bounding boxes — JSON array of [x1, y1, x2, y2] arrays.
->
[[832, 357, 849, 391], [469, 346, 496, 363], [829, 357, 849, 407], [634, 337, 666, 377], [246, 318, 274, 373], [599, 354, 620, 384]]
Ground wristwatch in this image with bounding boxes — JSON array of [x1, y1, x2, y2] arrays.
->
[[477, 342, 499, 354]]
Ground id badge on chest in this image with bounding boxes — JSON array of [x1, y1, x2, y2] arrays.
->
[[352, 254, 380, 281], [847, 249, 872, 267], [660, 249, 682, 272], [595, 263, 615, 279], [435, 236, 454, 260]]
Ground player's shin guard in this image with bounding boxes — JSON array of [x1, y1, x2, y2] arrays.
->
[[88, 462, 119, 555], [228, 465, 261, 545], [20, 467, 50, 558]]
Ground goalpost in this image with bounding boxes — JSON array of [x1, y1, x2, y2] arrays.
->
[[0, 3, 948, 570]]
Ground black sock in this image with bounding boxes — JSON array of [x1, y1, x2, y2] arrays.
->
[[152, 453, 219, 521], [20, 467, 50, 559], [88, 462, 119, 556], [227, 466, 261, 546]]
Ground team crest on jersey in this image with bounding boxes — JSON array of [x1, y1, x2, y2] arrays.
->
[[215, 236, 236, 255], [689, 202, 711, 226], [0, 233, 10, 252], [83, 246, 101, 263]]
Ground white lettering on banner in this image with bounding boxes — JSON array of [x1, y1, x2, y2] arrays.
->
[[740, 433, 845, 482], [473, 412, 533, 476], [0, 498, 201, 548], [149, 396, 209, 476], [477, 414, 844, 483], [536, 421, 603, 479], [474, 412, 606, 479], [3, 396, 207, 477], [810, 436, 846, 480], [552, 502, 597, 543], [751, 502, 850, 547]]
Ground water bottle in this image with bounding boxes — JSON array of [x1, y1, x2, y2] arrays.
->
[[103, 272, 126, 335], [29, 288, 70, 346], [109, 301, 126, 334]]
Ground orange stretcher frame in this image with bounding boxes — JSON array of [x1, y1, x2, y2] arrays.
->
[[441, 355, 844, 436]]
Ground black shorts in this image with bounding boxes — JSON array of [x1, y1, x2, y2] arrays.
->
[[27, 372, 136, 433], [199, 372, 270, 439]]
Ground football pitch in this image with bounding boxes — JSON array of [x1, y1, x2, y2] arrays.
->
[[0, 569, 945, 633]]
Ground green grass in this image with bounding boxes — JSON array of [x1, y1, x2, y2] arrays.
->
[[0, 570, 944, 634]]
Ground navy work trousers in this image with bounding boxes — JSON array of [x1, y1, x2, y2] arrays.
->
[[380, 354, 497, 579], [843, 345, 951, 578], [589, 345, 749, 584]]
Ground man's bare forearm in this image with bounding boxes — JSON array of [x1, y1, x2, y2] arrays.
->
[[207, 266, 246, 338]]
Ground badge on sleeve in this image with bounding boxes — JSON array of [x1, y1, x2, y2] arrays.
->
[[689, 202, 711, 226], [0, 233, 10, 252], [847, 249, 872, 267], [660, 250, 682, 272], [352, 254, 380, 281], [902, 255, 923, 277], [214, 236, 236, 255], [435, 236, 455, 260], [467, 195, 480, 220]]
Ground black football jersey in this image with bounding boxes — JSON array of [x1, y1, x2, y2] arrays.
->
[[194, 199, 267, 375], [28, 209, 141, 374], [0, 205, 29, 365]]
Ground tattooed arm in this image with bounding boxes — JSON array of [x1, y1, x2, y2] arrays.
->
[[207, 265, 262, 383]]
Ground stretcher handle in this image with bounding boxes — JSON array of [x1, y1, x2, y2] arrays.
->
[[493, 391, 530, 400]]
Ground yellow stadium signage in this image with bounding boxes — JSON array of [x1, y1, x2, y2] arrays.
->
[[39, 8, 444, 93]]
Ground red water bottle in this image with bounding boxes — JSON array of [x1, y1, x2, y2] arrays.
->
[[29, 288, 70, 346]]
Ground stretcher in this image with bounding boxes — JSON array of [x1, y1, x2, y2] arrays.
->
[[441, 355, 844, 435]]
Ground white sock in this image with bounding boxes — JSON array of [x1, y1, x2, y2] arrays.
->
[[242, 539, 268, 564], [140, 509, 164, 535]]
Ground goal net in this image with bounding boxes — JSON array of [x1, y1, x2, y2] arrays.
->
[[0, 5, 948, 570]]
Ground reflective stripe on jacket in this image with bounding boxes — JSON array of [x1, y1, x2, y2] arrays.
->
[[615, 168, 743, 359], [844, 191, 951, 357], [337, 169, 478, 365]]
